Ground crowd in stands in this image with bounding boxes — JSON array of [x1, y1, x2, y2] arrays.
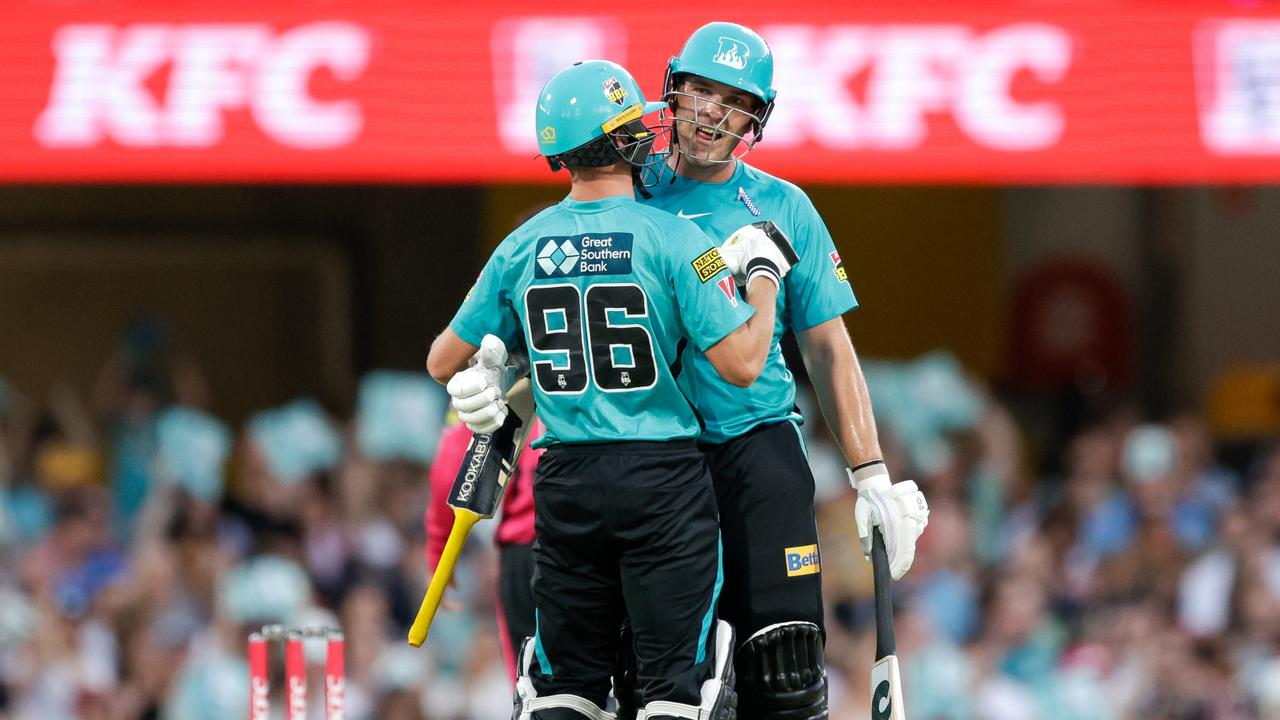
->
[[1, 326, 1277, 719]]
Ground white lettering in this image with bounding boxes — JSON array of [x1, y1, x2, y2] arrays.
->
[[955, 23, 1070, 150], [326, 675, 346, 720], [34, 21, 370, 149], [253, 22, 369, 148], [289, 675, 307, 719], [1198, 20, 1280, 154], [250, 677, 270, 720], [761, 22, 1071, 151], [167, 25, 272, 146]]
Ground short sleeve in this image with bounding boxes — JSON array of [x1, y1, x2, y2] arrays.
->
[[669, 222, 755, 351], [449, 242, 522, 349], [784, 192, 858, 332]]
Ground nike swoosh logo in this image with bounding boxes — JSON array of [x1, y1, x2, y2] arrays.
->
[[677, 210, 712, 220]]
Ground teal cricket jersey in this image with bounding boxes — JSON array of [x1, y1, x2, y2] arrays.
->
[[450, 195, 754, 448], [639, 159, 858, 443]]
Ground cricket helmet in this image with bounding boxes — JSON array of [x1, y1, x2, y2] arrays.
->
[[535, 59, 668, 172]]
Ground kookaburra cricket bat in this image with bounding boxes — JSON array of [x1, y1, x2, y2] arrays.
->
[[870, 528, 906, 720], [407, 377, 536, 647]]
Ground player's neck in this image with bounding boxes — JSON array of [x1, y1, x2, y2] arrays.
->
[[667, 152, 735, 184], [567, 165, 636, 201]]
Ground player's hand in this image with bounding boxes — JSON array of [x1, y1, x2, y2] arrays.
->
[[447, 335, 510, 435], [718, 222, 795, 289], [848, 462, 929, 581]]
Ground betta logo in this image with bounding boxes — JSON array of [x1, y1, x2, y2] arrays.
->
[[785, 544, 821, 577], [603, 76, 627, 105]]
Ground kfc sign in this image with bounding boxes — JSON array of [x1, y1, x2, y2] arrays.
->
[[766, 23, 1071, 152], [1, 0, 1277, 183], [34, 22, 370, 149]]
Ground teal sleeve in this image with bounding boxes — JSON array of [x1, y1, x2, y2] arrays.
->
[[670, 224, 755, 351], [785, 193, 858, 332], [448, 244, 522, 350]]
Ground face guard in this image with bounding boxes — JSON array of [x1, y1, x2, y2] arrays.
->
[[547, 106, 670, 190], [662, 72, 774, 165]]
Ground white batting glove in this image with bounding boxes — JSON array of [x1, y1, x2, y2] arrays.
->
[[447, 335, 512, 435], [718, 223, 795, 289], [849, 462, 929, 581]]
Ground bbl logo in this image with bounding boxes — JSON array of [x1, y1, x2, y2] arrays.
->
[[603, 76, 627, 105], [713, 37, 749, 70]]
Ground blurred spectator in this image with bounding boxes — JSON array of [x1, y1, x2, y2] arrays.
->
[[2, 345, 1278, 719]]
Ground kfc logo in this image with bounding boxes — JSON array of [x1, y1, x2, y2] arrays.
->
[[762, 22, 1072, 151], [34, 22, 371, 149]]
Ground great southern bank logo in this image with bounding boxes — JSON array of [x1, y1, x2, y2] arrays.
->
[[534, 233, 634, 278], [537, 239, 579, 275]]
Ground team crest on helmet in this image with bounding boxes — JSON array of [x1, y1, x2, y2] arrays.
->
[[603, 76, 627, 105], [712, 37, 749, 70], [539, 126, 557, 143]]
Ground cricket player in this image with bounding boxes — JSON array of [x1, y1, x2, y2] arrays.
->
[[426, 59, 793, 719], [630, 23, 932, 719]]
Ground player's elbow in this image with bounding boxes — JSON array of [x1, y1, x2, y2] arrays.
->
[[425, 346, 455, 385], [705, 330, 765, 387], [718, 355, 763, 388]]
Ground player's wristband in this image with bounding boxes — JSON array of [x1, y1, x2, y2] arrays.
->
[[848, 460, 891, 492], [745, 257, 781, 290]]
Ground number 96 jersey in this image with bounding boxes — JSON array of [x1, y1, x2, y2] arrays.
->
[[449, 195, 753, 448]]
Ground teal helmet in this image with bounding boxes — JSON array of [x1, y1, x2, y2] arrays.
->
[[535, 59, 667, 173], [665, 22, 777, 158]]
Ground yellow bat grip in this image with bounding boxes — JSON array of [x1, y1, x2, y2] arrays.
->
[[407, 509, 480, 647]]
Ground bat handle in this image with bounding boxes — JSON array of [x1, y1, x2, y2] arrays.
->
[[407, 511, 480, 647], [871, 528, 896, 660]]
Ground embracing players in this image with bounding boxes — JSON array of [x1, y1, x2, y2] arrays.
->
[[427, 59, 792, 719]]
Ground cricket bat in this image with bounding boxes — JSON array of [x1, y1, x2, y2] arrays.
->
[[407, 377, 536, 647], [750, 220, 800, 266], [870, 528, 906, 720]]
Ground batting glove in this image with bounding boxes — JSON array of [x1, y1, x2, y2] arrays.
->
[[718, 222, 795, 290], [849, 461, 929, 581], [447, 335, 512, 435]]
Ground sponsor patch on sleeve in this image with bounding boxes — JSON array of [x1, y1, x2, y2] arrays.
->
[[785, 544, 821, 577], [717, 275, 739, 307], [830, 250, 848, 283], [691, 248, 727, 283]]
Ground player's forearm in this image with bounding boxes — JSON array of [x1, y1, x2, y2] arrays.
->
[[799, 320, 882, 467], [427, 327, 480, 384], [740, 277, 779, 373], [704, 278, 778, 386]]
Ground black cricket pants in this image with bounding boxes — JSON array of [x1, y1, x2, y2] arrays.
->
[[529, 439, 722, 718], [699, 421, 825, 640]]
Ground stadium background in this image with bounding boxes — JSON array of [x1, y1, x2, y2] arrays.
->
[[1, 1, 1279, 718]]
